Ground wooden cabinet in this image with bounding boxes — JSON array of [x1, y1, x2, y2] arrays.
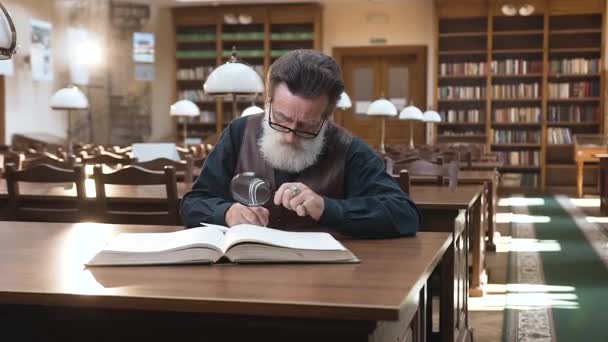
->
[[435, 0, 605, 193], [172, 4, 322, 144]]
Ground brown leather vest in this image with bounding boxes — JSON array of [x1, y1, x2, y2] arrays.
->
[[235, 113, 352, 230]]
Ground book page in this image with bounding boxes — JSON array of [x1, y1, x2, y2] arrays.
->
[[225, 225, 347, 251], [102, 227, 227, 253]]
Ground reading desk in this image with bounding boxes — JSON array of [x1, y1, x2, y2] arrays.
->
[[0, 221, 460, 342]]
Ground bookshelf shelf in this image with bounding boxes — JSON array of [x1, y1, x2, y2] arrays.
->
[[550, 29, 602, 35], [436, 4, 604, 192], [547, 97, 600, 102], [492, 123, 541, 127], [439, 50, 487, 56], [173, 4, 321, 144], [493, 30, 544, 36], [491, 74, 543, 79], [439, 32, 487, 38], [439, 75, 486, 80]]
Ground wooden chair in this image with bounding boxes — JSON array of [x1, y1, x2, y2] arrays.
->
[[396, 159, 459, 189], [134, 155, 195, 185], [4, 164, 87, 222], [393, 169, 411, 194], [93, 165, 179, 225], [1, 150, 25, 170]]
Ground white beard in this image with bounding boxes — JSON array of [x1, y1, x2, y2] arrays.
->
[[258, 115, 327, 173]]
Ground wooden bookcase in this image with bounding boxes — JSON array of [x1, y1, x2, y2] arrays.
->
[[172, 4, 322, 144], [435, 0, 605, 193]]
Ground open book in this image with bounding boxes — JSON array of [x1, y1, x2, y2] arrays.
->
[[86, 224, 360, 266]]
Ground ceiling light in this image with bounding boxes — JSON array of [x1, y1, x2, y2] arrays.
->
[[519, 4, 535, 16], [501, 4, 517, 16]]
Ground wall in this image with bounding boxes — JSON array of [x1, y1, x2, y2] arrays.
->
[[322, 0, 435, 107], [147, 6, 175, 142], [2, 0, 65, 144]]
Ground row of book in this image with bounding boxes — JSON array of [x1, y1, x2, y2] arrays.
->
[[492, 83, 541, 99], [438, 131, 484, 137], [177, 90, 215, 102], [548, 81, 599, 98], [549, 58, 600, 75], [177, 66, 214, 80], [439, 58, 598, 76], [501, 173, 539, 187], [440, 109, 484, 123], [547, 127, 572, 145], [490, 59, 542, 75], [496, 151, 540, 166], [494, 130, 540, 144], [493, 107, 541, 123], [438, 86, 485, 100], [439, 62, 486, 76], [547, 105, 598, 122]]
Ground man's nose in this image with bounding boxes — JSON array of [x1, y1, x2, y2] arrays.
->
[[283, 130, 297, 144]]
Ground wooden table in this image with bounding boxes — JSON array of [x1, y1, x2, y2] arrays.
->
[[410, 170, 498, 251], [575, 145, 607, 197], [0, 221, 460, 342], [410, 184, 486, 297], [597, 154, 608, 215], [0, 180, 486, 297]]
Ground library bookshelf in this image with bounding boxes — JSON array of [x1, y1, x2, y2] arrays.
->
[[172, 4, 321, 144], [435, 0, 605, 193]]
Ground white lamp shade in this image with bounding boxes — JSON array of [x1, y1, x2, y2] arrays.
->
[[501, 4, 517, 16], [366, 98, 397, 117], [399, 105, 424, 121], [241, 105, 264, 117], [518, 4, 535, 16], [0, 3, 16, 60], [50, 86, 89, 110], [336, 91, 352, 109], [170, 99, 200, 117], [204, 62, 264, 95], [423, 110, 442, 123]]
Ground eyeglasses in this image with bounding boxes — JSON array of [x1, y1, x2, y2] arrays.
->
[[267, 102, 325, 139]]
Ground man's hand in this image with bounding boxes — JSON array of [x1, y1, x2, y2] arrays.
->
[[273, 182, 324, 221], [225, 203, 269, 227]]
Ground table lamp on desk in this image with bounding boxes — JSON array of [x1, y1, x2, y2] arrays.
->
[[423, 109, 442, 145], [50, 86, 89, 156], [170, 99, 200, 146], [399, 104, 424, 150], [366, 98, 398, 155]]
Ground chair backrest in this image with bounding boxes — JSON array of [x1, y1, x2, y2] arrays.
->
[[2, 150, 25, 170], [80, 151, 132, 166], [134, 155, 194, 185], [5, 164, 87, 222], [21, 152, 75, 170], [397, 159, 458, 188], [93, 165, 179, 225], [392, 169, 411, 194]]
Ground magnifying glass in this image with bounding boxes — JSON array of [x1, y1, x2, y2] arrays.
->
[[230, 172, 272, 206]]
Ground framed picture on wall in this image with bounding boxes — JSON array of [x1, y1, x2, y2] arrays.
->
[[133, 32, 155, 63], [30, 19, 53, 81]]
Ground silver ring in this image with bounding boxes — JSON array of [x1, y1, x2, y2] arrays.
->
[[290, 185, 300, 196]]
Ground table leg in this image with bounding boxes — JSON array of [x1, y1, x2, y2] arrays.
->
[[469, 194, 485, 298], [577, 161, 584, 198]]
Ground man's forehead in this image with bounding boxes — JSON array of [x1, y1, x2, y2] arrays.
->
[[272, 84, 328, 118]]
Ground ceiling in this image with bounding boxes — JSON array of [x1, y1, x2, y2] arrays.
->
[[116, 0, 404, 8]]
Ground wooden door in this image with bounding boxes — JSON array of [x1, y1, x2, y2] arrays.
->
[[333, 46, 427, 149]]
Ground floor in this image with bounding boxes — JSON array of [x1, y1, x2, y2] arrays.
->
[[468, 203, 511, 342]]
